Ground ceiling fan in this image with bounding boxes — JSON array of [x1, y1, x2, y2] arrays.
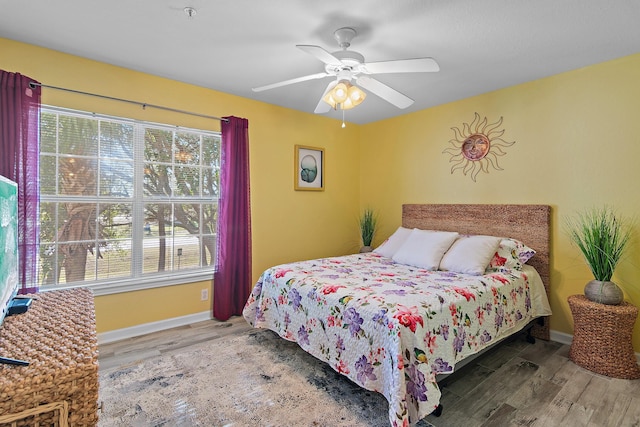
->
[[252, 27, 440, 113]]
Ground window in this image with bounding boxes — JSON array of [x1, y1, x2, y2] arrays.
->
[[39, 107, 220, 293]]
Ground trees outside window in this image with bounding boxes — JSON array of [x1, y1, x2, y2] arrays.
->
[[39, 107, 220, 288]]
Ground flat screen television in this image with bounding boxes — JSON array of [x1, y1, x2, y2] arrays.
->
[[0, 174, 19, 329], [0, 175, 29, 365]]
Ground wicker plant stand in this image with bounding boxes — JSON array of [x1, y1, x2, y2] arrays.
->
[[568, 294, 640, 379], [0, 288, 99, 426]]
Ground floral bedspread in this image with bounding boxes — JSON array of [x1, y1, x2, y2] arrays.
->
[[243, 253, 551, 427]]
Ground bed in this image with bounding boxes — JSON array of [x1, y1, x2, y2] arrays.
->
[[243, 204, 552, 427]]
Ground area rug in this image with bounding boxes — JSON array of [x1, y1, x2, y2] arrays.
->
[[98, 328, 436, 427]]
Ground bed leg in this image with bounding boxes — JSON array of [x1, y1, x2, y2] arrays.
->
[[432, 404, 443, 417], [526, 327, 536, 344], [525, 317, 545, 344]]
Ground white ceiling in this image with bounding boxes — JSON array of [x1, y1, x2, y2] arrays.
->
[[1, 0, 639, 125]]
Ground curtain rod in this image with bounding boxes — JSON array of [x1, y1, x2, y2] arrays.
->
[[29, 82, 228, 122]]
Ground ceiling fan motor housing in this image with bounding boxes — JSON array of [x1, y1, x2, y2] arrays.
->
[[332, 50, 365, 67]]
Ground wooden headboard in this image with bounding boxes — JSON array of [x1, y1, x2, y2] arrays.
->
[[402, 204, 551, 340]]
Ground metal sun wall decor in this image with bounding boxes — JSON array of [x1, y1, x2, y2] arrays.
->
[[442, 113, 515, 182]]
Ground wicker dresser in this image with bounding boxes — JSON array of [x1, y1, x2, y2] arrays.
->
[[0, 288, 99, 426], [568, 294, 640, 379]]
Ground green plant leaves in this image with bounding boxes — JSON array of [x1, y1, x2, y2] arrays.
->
[[359, 208, 377, 247], [566, 206, 631, 282]]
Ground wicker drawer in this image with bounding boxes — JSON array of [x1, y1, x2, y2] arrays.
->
[[0, 288, 99, 426]]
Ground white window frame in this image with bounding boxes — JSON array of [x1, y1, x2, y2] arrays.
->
[[39, 106, 220, 296]]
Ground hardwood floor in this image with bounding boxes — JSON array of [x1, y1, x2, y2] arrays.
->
[[427, 337, 640, 426], [98, 319, 640, 426], [98, 316, 253, 371]]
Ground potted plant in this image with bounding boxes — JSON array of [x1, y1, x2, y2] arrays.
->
[[359, 208, 377, 253], [566, 206, 632, 305]]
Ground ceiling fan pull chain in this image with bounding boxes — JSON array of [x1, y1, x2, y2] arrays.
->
[[342, 108, 346, 128]]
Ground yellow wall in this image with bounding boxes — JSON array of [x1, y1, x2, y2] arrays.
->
[[0, 38, 362, 333], [360, 53, 640, 349], [4, 37, 640, 351], [94, 281, 212, 331]]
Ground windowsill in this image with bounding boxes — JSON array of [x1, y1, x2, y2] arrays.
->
[[40, 269, 215, 297]]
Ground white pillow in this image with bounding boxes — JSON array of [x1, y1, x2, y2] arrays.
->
[[373, 226, 413, 258], [392, 229, 459, 270], [439, 235, 502, 275]]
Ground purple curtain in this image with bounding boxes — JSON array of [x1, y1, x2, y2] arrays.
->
[[213, 116, 251, 320], [0, 71, 41, 294]]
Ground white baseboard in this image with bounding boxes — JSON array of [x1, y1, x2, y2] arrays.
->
[[550, 329, 573, 346], [98, 311, 211, 345]]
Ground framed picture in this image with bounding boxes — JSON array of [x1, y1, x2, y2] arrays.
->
[[294, 145, 324, 191]]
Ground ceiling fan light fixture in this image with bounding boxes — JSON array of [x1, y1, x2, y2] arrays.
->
[[333, 82, 348, 103], [322, 81, 366, 110], [322, 92, 337, 109], [348, 85, 366, 104]]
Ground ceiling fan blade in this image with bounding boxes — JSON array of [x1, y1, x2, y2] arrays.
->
[[314, 81, 338, 114], [355, 75, 414, 109], [252, 72, 329, 92], [296, 45, 343, 67], [362, 57, 440, 74]]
